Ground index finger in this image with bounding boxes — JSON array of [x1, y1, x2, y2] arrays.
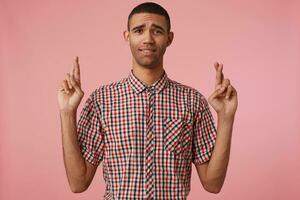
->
[[214, 62, 224, 88], [73, 56, 81, 84]]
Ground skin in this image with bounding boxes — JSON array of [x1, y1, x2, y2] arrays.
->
[[58, 57, 96, 193], [57, 12, 238, 194], [123, 13, 174, 86], [196, 62, 238, 193]]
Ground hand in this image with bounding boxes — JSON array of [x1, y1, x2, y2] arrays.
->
[[208, 62, 238, 118], [57, 56, 84, 113]]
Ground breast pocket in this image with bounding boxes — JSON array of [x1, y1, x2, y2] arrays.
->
[[163, 112, 193, 157]]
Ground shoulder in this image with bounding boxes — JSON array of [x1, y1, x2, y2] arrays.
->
[[168, 78, 206, 100], [90, 77, 127, 97], [86, 77, 127, 108], [167, 78, 209, 111]]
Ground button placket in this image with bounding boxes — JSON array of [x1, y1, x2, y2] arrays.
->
[[145, 86, 155, 199]]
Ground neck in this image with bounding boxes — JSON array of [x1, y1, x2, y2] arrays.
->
[[132, 60, 164, 87]]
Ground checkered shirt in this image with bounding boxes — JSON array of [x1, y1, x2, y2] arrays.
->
[[77, 69, 217, 200]]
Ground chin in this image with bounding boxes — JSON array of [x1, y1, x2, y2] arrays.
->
[[138, 64, 155, 69], [138, 58, 161, 68], [139, 61, 159, 69]]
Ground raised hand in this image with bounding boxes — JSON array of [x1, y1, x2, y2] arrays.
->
[[208, 62, 238, 118], [57, 56, 84, 113]]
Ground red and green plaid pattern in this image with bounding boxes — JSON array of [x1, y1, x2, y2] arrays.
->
[[77, 69, 217, 199]]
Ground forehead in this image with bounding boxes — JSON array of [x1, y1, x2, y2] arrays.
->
[[129, 13, 167, 28]]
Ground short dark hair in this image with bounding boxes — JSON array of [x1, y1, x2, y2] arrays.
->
[[127, 2, 171, 32]]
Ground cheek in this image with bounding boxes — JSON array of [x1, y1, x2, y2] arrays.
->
[[129, 37, 140, 49], [157, 38, 168, 47], [129, 43, 135, 52], [129, 42, 138, 55], [157, 41, 168, 53]]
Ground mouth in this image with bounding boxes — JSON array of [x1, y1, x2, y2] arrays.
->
[[138, 48, 156, 56]]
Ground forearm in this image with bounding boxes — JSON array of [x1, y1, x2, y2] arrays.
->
[[60, 111, 87, 192], [206, 115, 234, 192]]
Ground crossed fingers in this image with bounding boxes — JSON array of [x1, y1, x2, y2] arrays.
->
[[59, 56, 81, 93], [214, 62, 237, 99]]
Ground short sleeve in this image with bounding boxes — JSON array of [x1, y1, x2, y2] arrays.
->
[[192, 95, 217, 165], [77, 90, 104, 166]]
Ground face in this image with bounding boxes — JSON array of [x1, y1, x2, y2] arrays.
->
[[124, 13, 174, 69]]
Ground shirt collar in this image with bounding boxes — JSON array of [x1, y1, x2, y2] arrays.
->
[[127, 69, 169, 94]]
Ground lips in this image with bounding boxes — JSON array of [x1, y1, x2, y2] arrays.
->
[[138, 48, 156, 56], [139, 48, 156, 51]]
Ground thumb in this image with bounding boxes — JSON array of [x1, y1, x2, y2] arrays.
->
[[209, 87, 225, 100]]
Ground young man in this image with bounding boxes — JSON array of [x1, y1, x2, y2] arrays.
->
[[58, 2, 238, 199]]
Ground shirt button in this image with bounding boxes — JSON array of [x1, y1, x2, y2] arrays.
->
[[147, 87, 155, 93]]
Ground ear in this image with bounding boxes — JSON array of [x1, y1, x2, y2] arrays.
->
[[166, 31, 174, 47], [123, 30, 129, 43]]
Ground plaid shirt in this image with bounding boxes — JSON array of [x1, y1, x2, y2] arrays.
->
[[77, 69, 217, 200]]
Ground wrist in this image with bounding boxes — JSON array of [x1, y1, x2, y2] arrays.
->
[[60, 109, 77, 117], [217, 112, 235, 123]]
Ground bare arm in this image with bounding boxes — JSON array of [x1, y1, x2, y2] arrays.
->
[[58, 56, 98, 193], [195, 115, 234, 193], [60, 110, 98, 193], [195, 62, 238, 193]]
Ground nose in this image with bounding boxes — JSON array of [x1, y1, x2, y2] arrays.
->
[[143, 30, 154, 44]]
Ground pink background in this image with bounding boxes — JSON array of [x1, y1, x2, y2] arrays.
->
[[1, 0, 299, 199]]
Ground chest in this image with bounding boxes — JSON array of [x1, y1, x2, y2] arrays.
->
[[100, 90, 194, 159]]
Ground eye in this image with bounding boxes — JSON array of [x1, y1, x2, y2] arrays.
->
[[134, 29, 143, 33], [154, 29, 162, 34]]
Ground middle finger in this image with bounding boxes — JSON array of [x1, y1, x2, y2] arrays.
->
[[215, 62, 224, 88], [66, 73, 73, 89], [226, 85, 233, 99], [221, 78, 230, 89]]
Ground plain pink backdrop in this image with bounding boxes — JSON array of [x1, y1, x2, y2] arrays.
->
[[1, 0, 299, 199]]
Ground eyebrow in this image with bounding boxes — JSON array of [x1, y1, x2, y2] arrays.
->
[[131, 23, 166, 32]]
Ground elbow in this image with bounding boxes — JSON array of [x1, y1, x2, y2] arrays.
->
[[203, 174, 225, 194], [69, 182, 88, 193], [67, 174, 90, 193], [203, 180, 223, 194], [204, 186, 222, 194], [71, 188, 86, 193], [70, 185, 87, 193]]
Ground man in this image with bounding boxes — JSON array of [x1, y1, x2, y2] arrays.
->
[[58, 2, 238, 199]]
